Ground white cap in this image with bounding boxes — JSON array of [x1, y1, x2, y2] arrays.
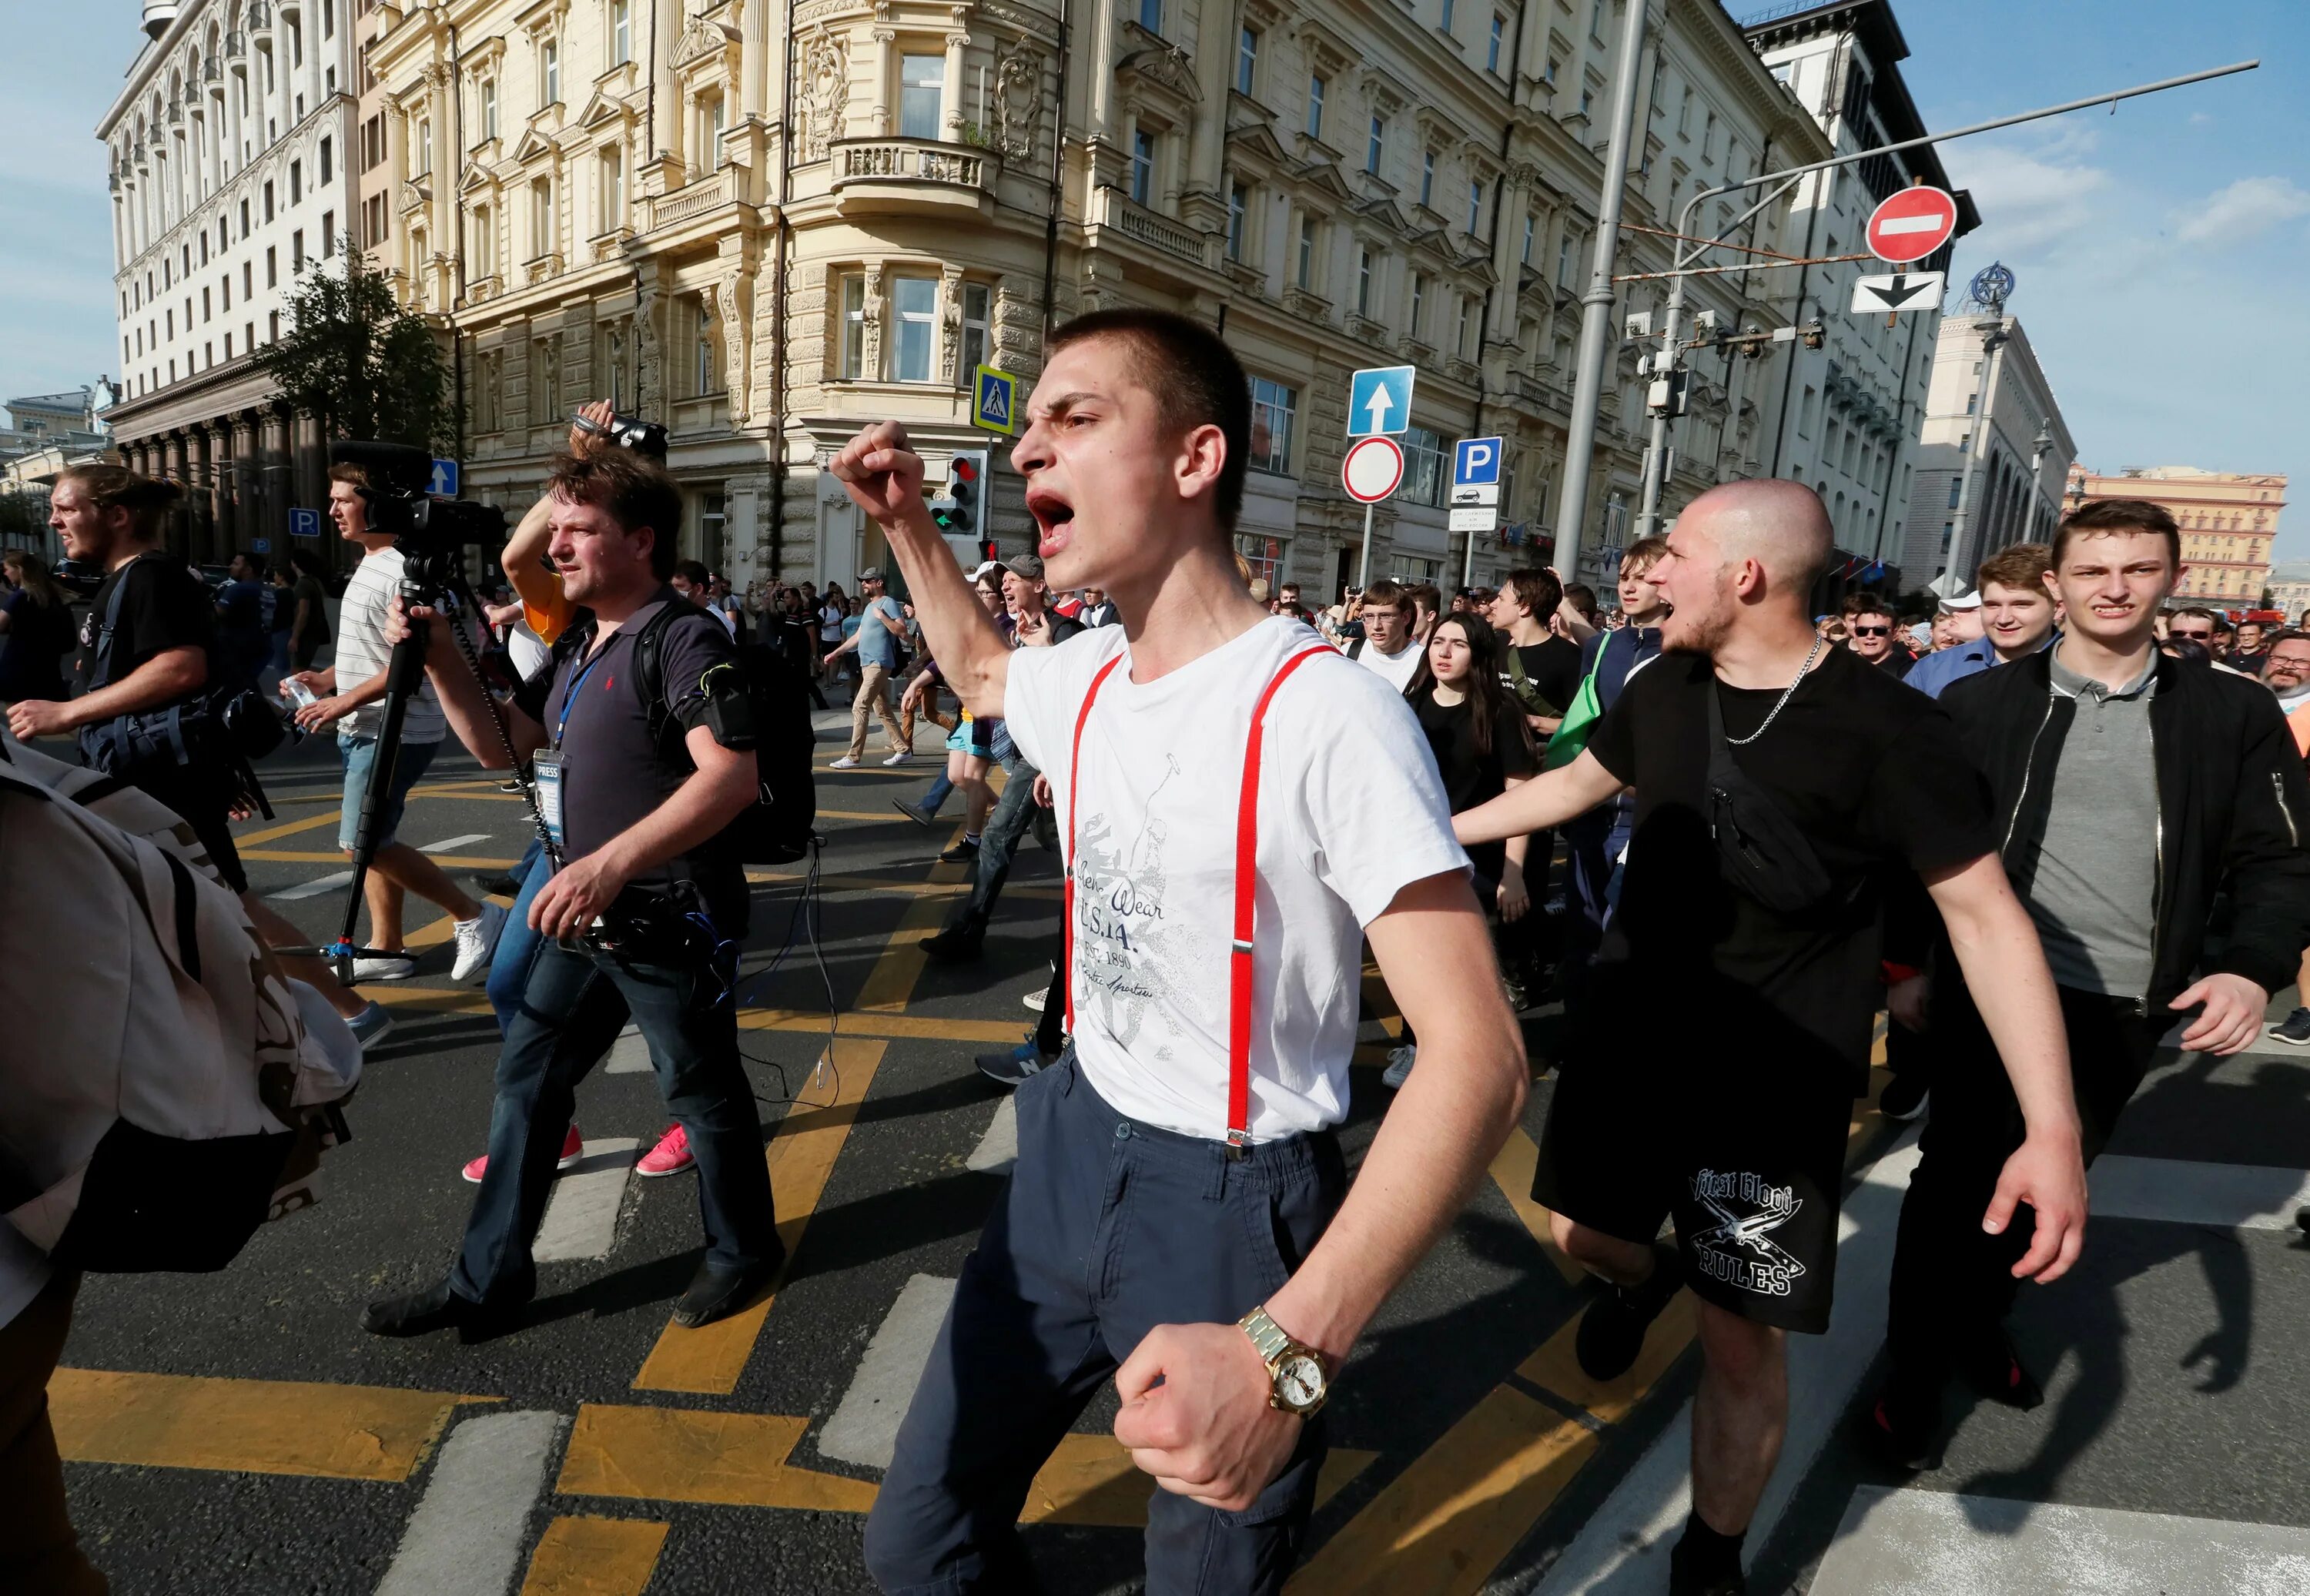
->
[[1940, 589, 1983, 611]]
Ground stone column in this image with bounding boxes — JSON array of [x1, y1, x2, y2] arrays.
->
[[260, 407, 293, 560]]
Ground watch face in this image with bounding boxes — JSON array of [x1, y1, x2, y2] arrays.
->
[[1277, 1353, 1327, 1410]]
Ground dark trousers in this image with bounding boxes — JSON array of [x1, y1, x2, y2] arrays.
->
[[863, 1056, 1346, 1595], [953, 754, 1046, 932], [1, 1273, 107, 1595], [450, 934, 778, 1305], [1886, 981, 2163, 1384]]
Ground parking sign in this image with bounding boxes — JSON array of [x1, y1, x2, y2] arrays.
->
[[289, 508, 323, 539], [1450, 436, 1505, 510]]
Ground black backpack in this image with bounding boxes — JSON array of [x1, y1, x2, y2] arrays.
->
[[628, 604, 817, 864]]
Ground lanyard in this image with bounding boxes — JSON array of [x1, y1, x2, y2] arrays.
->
[[554, 644, 611, 750], [1063, 641, 1332, 1149]]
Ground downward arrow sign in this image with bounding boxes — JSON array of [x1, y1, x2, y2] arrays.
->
[[1873, 273, 1932, 310]]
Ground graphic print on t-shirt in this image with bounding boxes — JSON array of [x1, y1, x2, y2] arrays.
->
[[1070, 753, 1196, 1056], [1687, 1168, 1807, 1298]]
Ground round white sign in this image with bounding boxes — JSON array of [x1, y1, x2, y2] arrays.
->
[[1342, 436, 1406, 504]]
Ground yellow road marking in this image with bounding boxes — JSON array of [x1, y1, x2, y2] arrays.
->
[[235, 808, 346, 846], [634, 1038, 889, 1394], [853, 846, 977, 1014], [557, 1405, 877, 1512], [1486, 1129, 1585, 1285], [517, 1516, 669, 1595], [1284, 1386, 1596, 1596], [739, 1009, 1029, 1044], [1517, 1291, 1701, 1425], [1020, 1434, 1377, 1526], [48, 1369, 490, 1482]]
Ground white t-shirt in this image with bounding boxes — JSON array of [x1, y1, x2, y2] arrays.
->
[[333, 546, 447, 743], [1006, 615, 1468, 1142], [1354, 636, 1425, 694], [506, 617, 552, 681]]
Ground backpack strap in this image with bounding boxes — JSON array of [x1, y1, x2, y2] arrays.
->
[[87, 553, 150, 692]]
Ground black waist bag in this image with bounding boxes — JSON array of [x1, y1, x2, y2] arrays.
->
[[1703, 683, 1852, 917], [77, 557, 286, 780]]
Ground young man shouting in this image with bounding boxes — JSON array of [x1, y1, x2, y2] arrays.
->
[[1872, 498, 2310, 1464], [1451, 480, 2085, 1596], [829, 309, 1527, 1594]]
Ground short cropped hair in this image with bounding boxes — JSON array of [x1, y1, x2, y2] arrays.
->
[[327, 461, 371, 490], [1500, 567, 1563, 620], [1621, 534, 1670, 576], [2054, 498, 2180, 570], [547, 449, 683, 578], [54, 463, 182, 539], [1361, 577, 1410, 615], [1563, 583, 1602, 624], [1045, 307, 1253, 534], [1976, 542, 2051, 594], [1406, 582, 1442, 621], [672, 558, 712, 588], [1841, 590, 1896, 624]]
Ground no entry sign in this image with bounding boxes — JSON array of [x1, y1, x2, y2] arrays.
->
[[1864, 186, 1958, 265], [1342, 436, 1405, 503]]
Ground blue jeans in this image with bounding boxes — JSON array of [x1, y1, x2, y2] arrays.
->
[[337, 734, 441, 851], [863, 1056, 1344, 1594], [953, 754, 1040, 929], [485, 838, 551, 1035], [449, 928, 778, 1307]]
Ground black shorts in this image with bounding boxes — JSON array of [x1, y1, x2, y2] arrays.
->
[[1534, 1043, 1852, 1334], [132, 763, 251, 896]]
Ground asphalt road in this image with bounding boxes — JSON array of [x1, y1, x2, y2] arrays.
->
[[45, 713, 2310, 1595]]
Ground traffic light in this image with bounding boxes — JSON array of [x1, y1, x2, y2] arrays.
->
[[936, 450, 990, 542]]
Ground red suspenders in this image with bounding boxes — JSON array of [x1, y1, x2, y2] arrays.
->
[[1063, 641, 1333, 1149]]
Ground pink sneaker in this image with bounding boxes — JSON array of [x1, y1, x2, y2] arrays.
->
[[636, 1123, 695, 1178], [462, 1123, 584, 1184]]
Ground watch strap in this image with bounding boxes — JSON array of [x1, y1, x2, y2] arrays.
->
[[1240, 1306, 1295, 1366]]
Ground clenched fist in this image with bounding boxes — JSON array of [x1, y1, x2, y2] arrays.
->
[[827, 422, 932, 531]]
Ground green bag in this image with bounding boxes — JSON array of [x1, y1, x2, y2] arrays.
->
[[1542, 638, 1609, 770]]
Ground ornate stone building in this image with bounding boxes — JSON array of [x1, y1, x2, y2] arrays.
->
[[2069, 466, 2288, 609], [98, 0, 364, 563], [353, 0, 1832, 599]]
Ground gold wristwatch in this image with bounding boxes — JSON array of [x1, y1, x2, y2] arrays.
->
[[1240, 1306, 1332, 1417]]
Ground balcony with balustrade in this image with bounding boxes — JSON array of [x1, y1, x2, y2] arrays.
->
[[825, 138, 996, 220]]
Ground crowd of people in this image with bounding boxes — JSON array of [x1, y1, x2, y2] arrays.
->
[[5, 305, 2309, 1596]]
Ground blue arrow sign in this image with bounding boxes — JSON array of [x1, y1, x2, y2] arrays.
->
[[430, 457, 460, 497], [288, 508, 323, 539], [973, 364, 1020, 435], [1452, 436, 1504, 487], [1348, 365, 1415, 437]]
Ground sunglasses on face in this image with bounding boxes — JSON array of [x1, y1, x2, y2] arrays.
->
[[2171, 627, 2215, 641], [1851, 625, 1891, 637]]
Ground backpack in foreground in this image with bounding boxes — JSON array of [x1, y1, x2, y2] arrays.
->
[[629, 607, 819, 864]]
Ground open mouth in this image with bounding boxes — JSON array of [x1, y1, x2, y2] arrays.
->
[[1026, 488, 1076, 557]]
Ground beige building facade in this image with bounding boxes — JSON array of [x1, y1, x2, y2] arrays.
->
[[355, 0, 1830, 601], [2069, 465, 2287, 608]]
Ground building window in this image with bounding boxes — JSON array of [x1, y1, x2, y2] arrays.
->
[[542, 39, 561, 105], [959, 282, 991, 381], [839, 273, 865, 378], [1366, 115, 1384, 176], [321, 212, 334, 256], [1420, 151, 1435, 209], [899, 54, 944, 140], [320, 135, 333, 185], [1522, 214, 1535, 263], [1307, 75, 1325, 139], [1297, 216, 1317, 289], [1138, 0, 1161, 32], [1456, 296, 1473, 358], [1410, 271, 1425, 337], [1468, 179, 1484, 234], [469, 205, 489, 275], [1237, 28, 1258, 97], [480, 78, 499, 142], [694, 296, 718, 394], [203, 286, 212, 322], [1965, 392, 1977, 415], [1488, 13, 1505, 73], [266, 246, 277, 287], [612, 0, 632, 66], [263, 180, 275, 221], [292, 229, 305, 271], [239, 198, 249, 237], [1402, 426, 1447, 505], [1130, 130, 1155, 204], [291, 159, 302, 204], [1947, 478, 1962, 509], [1227, 182, 1247, 260], [892, 274, 936, 381], [698, 92, 726, 169], [531, 177, 553, 256], [1248, 376, 1297, 474], [416, 119, 433, 176], [1357, 248, 1373, 316], [600, 145, 625, 228]]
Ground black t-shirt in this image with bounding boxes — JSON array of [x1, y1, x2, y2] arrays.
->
[[75, 550, 216, 697], [1411, 688, 1538, 884], [1512, 637, 1583, 717], [514, 591, 752, 930], [1871, 646, 1914, 680], [1583, 646, 1995, 1088]]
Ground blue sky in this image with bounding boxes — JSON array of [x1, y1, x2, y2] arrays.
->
[[9, 2, 2308, 551]]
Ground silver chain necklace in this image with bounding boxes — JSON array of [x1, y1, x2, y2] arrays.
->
[[1722, 634, 1828, 747]]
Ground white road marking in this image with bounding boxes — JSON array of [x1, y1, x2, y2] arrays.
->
[[374, 1409, 564, 1596], [419, 834, 491, 853], [1535, 1136, 1923, 1595], [603, 1024, 652, 1075], [816, 1274, 958, 1469], [966, 1096, 1017, 1174], [2089, 1155, 2310, 1232], [270, 869, 353, 902], [1813, 1486, 2310, 1594], [529, 1138, 641, 1263]]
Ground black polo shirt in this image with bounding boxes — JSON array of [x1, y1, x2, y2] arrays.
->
[[513, 591, 752, 931]]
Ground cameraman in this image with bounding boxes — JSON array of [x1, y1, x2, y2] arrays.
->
[[5, 465, 387, 1048], [361, 447, 782, 1336]]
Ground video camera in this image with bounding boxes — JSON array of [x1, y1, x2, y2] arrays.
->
[[329, 440, 507, 599], [571, 408, 670, 460]]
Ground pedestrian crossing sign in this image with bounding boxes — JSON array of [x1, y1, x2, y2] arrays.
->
[[973, 364, 1021, 435]]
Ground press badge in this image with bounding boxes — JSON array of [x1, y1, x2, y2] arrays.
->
[[532, 751, 567, 849]]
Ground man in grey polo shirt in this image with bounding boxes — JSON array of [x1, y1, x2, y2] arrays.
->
[[826, 567, 913, 768]]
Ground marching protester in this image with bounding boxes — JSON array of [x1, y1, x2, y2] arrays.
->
[[280, 462, 507, 986], [1841, 591, 1913, 678], [829, 308, 1525, 1594], [1902, 544, 2060, 700], [285, 547, 331, 672], [1488, 567, 1585, 740], [0, 548, 78, 704], [1872, 499, 2310, 1467], [1451, 479, 2084, 1596], [5, 465, 389, 1047], [892, 568, 1007, 841], [823, 566, 914, 768], [1343, 577, 1425, 691], [362, 444, 781, 1337]]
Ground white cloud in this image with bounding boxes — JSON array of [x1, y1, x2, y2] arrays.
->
[[1944, 137, 2114, 256], [2173, 176, 2310, 245]]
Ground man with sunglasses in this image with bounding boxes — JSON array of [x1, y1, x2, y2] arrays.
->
[[1841, 594, 1912, 679]]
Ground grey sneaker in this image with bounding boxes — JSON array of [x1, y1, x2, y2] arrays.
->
[[977, 1039, 1056, 1089], [346, 1001, 396, 1051], [1382, 1044, 1417, 1089], [2268, 1008, 2310, 1046]]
